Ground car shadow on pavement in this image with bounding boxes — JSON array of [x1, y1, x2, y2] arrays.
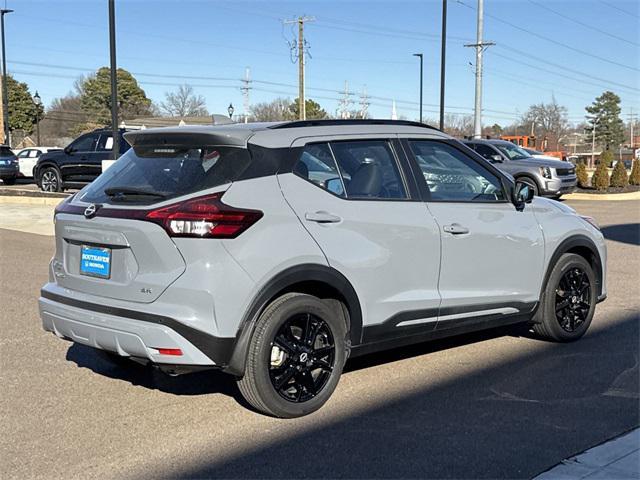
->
[[146, 313, 638, 480], [65, 343, 242, 400], [65, 323, 531, 403], [601, 223, 640, 246]]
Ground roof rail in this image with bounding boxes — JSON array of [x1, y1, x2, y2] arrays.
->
[[267, 119, 440, 130]]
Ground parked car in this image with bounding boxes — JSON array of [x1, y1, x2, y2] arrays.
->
[[35, 128, 130, 192], [464, 138, 577, 198], [15, 147, 61, 178], [40, 120, 607, 418], [0, 145, 19, 185]]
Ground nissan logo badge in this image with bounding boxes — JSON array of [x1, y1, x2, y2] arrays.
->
[[84, 204, 99, 219]]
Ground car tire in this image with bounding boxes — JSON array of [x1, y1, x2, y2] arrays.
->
[[517, 176, 539, 196], [1, 177, 16, 185], [39, 167, 62, 192], [532, 253, 597, 342], [237, 292, 347, 418]]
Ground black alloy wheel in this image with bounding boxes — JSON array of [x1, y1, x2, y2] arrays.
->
[[531, 253, 596, 342], [555, 267, 591, 333], [269, 313, 335, 403]]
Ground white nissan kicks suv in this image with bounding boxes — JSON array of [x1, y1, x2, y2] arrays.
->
[[40, 120, 607, 417]]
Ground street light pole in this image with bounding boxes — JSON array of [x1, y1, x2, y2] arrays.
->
[[590, 116, 600, 169], [439, 0, 447, 130], [413, 53, 423, 123], [1, 8, 13, 147], [33, 91, 42, 146], [108, 0, 119, 160]]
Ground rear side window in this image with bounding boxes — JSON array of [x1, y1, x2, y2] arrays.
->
[[79, 146, 252, 204], [293, 140, 407, 200]]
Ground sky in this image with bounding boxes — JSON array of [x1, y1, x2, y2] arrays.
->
[[3, 0, 640, 127]]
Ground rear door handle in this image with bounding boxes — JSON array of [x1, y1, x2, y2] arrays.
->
[[443, 223, 469, 235], [305, 211, 342, 224]]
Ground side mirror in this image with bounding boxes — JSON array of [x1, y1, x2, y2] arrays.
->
[[513, 180, 535, 211], [490, 154, 503, 163], [325, 177, 344, 196], [64, 146, 74, 155]]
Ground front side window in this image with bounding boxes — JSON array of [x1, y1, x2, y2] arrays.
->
[[330, 140, 407, 199], [473, 143, 500, 160], [409, 140, 505, 202], [69, 133, 99, 153], [79, 146, 252, 204]]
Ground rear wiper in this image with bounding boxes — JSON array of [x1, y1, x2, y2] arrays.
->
[[104, 187, 167, 200]]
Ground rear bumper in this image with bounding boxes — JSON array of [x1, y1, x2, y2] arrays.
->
[[0, 164, 19, 177], [39, 288, 235, 367]]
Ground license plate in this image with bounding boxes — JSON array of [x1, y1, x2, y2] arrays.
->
[[80, 245, 112, 279]]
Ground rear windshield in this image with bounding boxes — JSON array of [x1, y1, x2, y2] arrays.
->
[[0, 146, 15, 158], [78, 146, 251, 204]]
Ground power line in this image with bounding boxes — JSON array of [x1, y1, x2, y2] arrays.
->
[[455, 0, 639, 72], [527, 0, 639, 47], [599, 0, 640, 19]]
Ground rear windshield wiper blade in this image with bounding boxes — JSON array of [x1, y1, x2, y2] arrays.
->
[[104, 187, 168, 200]]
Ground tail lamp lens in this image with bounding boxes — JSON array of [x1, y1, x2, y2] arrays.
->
[[145, 193, 263, 238]]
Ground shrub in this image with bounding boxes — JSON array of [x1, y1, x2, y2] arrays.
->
[[629, 160, 640, 186], [575, 161, 589, 188], [610, 160, 629, 188], [591, 161, 610, 191], [599, 150, 614, 167]]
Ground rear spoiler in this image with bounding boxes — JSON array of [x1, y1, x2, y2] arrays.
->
[[124, 127, 253, 149]]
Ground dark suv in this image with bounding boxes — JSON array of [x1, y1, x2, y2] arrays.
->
[[0, 145, 19, 185], [35, 128, 130, 192]]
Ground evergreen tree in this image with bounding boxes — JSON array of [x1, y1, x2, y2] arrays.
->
[[628, 160, 640, 186], [609, 160, 628, 188], [600, 150, 614, 167], [585, 91, 625, 150], [575, 161, 589, 188], [591, 161, 610, 191], [6, 75, 44, 136]]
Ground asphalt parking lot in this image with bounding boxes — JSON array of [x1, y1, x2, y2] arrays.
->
[[1, 199, 638, 479]]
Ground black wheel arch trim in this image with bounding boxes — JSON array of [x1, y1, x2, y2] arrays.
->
[[226, 263, 363, 376], [542, 234, 603, 299]]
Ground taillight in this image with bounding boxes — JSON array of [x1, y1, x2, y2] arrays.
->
[[145, 193, 263, 238]]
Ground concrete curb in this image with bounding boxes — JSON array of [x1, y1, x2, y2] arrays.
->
[[563, 191, 640, 201], [0, 195, 64, 206]]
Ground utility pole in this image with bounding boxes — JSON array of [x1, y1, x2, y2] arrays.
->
[[108, 0, 119, 160], [590, 116, 600, 169], [413, 53, 423, 123], [284, 16, 314, 120], [627, 108, 636, 150], [241, 67, 251, 124], [338, 81, 352, 119], [1, 8, 13, 147], [359, 85, 369, 119], [465, 0, 494, 139], [439, 0, 447, 130]]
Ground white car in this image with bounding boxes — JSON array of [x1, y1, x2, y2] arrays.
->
[[15, 147, 61, 178]]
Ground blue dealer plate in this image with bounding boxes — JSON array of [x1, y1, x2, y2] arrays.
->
[[80, 245, 112, 279]]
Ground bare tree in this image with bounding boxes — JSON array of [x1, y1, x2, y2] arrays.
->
[[160, 84, 209, 117], [444, 114, 474, 138], [249, 98, 294, 122], [521, 96, 569, 149]]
